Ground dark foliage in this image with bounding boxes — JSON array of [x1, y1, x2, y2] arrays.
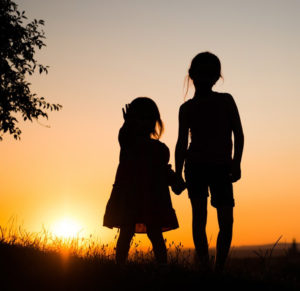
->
[[0, 0, 62, 140]]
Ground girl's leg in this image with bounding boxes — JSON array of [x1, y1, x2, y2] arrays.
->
[[147, 225, 167, 264], [190, 196, 209, 264], [116, 225, 135, 264], [215, 206, 233, 271]]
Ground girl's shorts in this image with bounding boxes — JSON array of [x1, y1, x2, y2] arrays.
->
[[184, 162, 235, 208]]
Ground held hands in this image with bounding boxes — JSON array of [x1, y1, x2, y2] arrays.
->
[[230, 160, 241, 183], [171, 174, 186, 195]]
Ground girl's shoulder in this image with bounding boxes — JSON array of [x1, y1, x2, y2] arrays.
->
[[178, 99, 194, 116], [214, 91, 234, 102], [150, 139, 169, 152], [179, 99, 193, 109], [149, 139, 170, 163], [215, 92, 237, 110]]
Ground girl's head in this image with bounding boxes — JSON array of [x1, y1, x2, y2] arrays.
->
[[188, 51, 222, 90], [128, 97, 164, 139]]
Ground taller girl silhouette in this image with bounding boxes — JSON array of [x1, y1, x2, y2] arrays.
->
[[175, 52, 244, 271]]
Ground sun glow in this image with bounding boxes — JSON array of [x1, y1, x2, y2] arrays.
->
[[52, 218, 83, 239]]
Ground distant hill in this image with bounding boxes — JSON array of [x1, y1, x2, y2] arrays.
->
[[175, 241, 299, 259], [227, 242, 299, 258]]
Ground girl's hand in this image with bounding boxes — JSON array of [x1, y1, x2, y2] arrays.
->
[[122, 104, 130, 120], [230, 161, 241, 182]]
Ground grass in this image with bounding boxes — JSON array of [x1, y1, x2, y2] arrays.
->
[[0, 221, 299, 290]]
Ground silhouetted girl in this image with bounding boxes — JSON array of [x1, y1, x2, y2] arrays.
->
[[104, 97, 185, 264], [175, 52, 244, 271]]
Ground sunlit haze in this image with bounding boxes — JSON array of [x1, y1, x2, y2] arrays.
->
[[51, 217, 83, 239]]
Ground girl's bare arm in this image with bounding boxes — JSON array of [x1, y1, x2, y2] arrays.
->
[[175, 104, 189, 177], [229, 96, 244, 181]]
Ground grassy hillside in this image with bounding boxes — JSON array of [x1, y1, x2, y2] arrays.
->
[[0, 224, 299, 290]]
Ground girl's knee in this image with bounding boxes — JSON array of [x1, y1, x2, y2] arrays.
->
[[219, 219, 233, 234], [118, 226, 135, 241], [146, 226, 164, 242]]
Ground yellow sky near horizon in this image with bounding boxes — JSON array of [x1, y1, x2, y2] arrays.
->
[[1, 0, 300, 248]]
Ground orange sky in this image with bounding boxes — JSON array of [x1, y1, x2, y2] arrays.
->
[[1, 0, 300, 248]]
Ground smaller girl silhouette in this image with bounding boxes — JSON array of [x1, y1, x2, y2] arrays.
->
[[104, 97, 185, 264]]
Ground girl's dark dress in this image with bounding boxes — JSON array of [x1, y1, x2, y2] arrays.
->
[[103, 121, 179, 233]]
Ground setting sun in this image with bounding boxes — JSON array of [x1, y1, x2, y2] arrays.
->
[[52, 218, 83, 239]]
